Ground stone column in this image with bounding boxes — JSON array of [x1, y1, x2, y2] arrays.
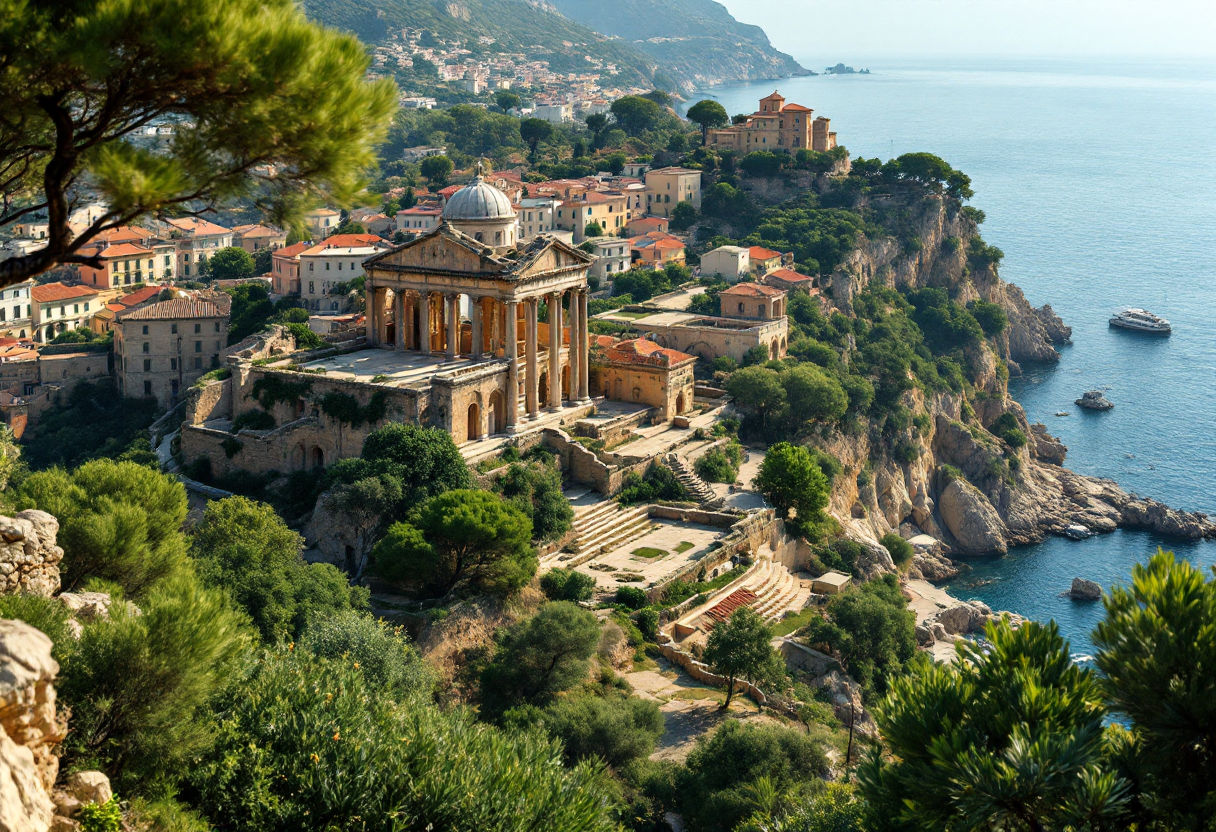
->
[[376, 288, 389, 346], [505, 300, 519, 430], [578, 289, 591, 401], [405, 293, 417, 350], [426, 292, 438, 353], [364, 280, 377, 344], [525, 298, 539, 418], [446, 294, 460, 358], [471, 296, 483, 360], [548, 290, 562, 410], [567, 289, 579, 404], [393, 291, 405, 351]]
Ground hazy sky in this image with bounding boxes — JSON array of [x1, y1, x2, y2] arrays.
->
[[716, 0, 1216, 61]]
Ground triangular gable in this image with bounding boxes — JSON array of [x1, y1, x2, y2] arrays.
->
[[363, 224, 504, 275], [509, 237, 593, 280]]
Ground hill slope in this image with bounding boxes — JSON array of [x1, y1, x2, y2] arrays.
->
[[549, 0, 809, 92], [304, 0, 661, 89]]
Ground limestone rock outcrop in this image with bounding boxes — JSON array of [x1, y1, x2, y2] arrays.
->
[[0, 620, 62, 832], [937, 478, 1008, 555], [0, 512, 63, 598], [1069, 578, 1103, 601]]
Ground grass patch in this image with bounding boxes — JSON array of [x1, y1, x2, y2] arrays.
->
[[674, 541, 695, 554], [672, 688, 726, 702], [632, 547, 667, 559], [613, 310, 655, 320], [771, 607, 820, 638]]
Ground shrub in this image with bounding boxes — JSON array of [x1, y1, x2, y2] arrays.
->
[[989, 412, 1028, 448], [77, 798, 122, 832], [636, 608, 659, 641], [617, 464, 688, 506], [695, 447, 738, 484], [231, 409, 275, 432], [880, 533, 914, 567], [968, 299, 1008, 336], [540, 567, 596, 602], [615, 586, 648, 610], [297, 610, 434, 696], [544, 692, 665, 769]]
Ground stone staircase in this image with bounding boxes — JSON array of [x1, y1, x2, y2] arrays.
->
[[542, 500, 658, 568], [664, 453, 718, 505], [694, 558, 811, 629]]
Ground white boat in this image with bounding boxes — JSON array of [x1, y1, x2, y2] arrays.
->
[[1109, 307, 1171, 334]]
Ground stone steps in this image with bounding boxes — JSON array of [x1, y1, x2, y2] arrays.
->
[[665, 453, 717, 504]]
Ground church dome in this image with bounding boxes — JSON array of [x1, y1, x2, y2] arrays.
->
[[443, 176, 515, 221]]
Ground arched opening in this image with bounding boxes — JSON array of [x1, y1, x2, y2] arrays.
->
[[293, 443, 306, 470], [769, 341, 778, 359], [561, 365, 571, 401], [467, 402, 480, 442], [311, 446, 324, 468], [676, 391, 686, 414], [539, 371, 549, 405], [489, 390, 505, 434]]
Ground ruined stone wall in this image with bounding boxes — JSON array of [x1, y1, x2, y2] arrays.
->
[[0, 619, 63, 831], [0, 512, 62, 598], [185, 376, 231, 425]]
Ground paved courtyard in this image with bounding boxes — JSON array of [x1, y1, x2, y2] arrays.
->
[[574, 518, 725, 590]]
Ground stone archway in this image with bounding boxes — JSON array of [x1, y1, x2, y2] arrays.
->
[[769, 340, 778, 359], [467, 401, 480, 442], [311, 446, 324, 468], [489, 390, 505, 434], [676, 391, 686, 414]]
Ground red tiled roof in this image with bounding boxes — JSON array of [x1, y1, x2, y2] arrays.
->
[[765, 268, 814, 285], [748, 246, 783, 260], [398, 206, 443, 215], [96, 242, 152, 258], [165, 217, 230, 236], [274, 241, 312, 260], [95, 225, 155, 244], [312, 233, 384, 248], [603, 338, 696, 368], [31, 283, 98, 303], [116, 285, 162, 307], [781, 103, 813, 113], [439, 184, 463, 199], [705, 588, 759, 624], [231, 224, 282, 238], [721, 283, 785, 298], [629, 218, 668, 229], [117, 298, 227, 321]]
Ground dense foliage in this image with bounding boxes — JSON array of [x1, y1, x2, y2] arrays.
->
[[19, 382, 158, 471]]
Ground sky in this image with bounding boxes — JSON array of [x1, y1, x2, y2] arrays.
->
[[716, 0, 1216, 62]]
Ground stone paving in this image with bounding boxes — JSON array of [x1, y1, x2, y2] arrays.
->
[[573, 519, 725, 590]]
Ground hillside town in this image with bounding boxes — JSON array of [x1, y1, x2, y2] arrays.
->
[[2, 5, 1213, 831]]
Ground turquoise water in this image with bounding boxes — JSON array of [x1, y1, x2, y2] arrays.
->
[[697, 58, 1216, 655]]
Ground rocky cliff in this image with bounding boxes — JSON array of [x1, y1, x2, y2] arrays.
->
[[809, 191, 1215, 561]]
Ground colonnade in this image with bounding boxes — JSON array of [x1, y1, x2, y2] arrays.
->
[[365, 282, 591, 431]]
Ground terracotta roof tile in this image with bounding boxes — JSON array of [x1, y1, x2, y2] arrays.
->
[[603, 338, 696, 367], [165, 217, 230, 236], [274, 241, 312, 259], [748, 246, 783, 260], [117, 298, 228, 321], [95, 242, 152, 258], [721, 283, 785, 298], [31, 283, 98, 303], [765, 268, 814, 284]]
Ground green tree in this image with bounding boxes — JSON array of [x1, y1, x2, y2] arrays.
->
[[858, 618, 1129, 832], [584, 221, 604, 238], [781, 364, 848, 427], [604, 151, 627, 175], [800, 576, 917, 696], [330, 422, 471, 518], [297, 609, 434, 696], [703, 607, 785, 709], [419, 154, 454, 186], [687, 99, 729, 146], [331, 219, 366, 236], [59, 573, 249, 792], [736, 783, 865, 832], [497, 461, 574, 542], [726, 366, 787, 428], [480, 601, 601, 718], [879, 533, 913, 567], [1093, 549, 1216, 828], [494, 90, 521, 112], [543, 692, 664, 769], [252, 246, 273, 275], [520, 118, 554, 157], [0, 0, 395, 290], [753, 442, 830, 528], [190, 648, 616, 831], [19, 382, 158, 471], [610, 95, 662, 136], [370, 489, 535, 598], [15, 459, 189, 595], [189, 496, 364, 642], [327, 475, 402, 578], [679, 721, 831, 832], [670, 200, 697, 231], [539, 567, 596, 603], [207, 246, 254, 282]]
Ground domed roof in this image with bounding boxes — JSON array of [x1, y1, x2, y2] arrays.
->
[[443, 176, 515, 221]]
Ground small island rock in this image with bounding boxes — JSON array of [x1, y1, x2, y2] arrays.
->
[[1070, 577, 1103, 601]]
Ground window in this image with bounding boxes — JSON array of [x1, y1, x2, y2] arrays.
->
[[142, 342, 150, 353], [194, 341, 201, 353], [738, 302, 745, 314], [184, 265, 190, 276], [169, 323, 177, 334], [184, 253, 190, 262], [142, 325, 148, 335], [308, 281, 314, 295], [84, 302, 89, 311], [214, 322, 220, 332], [325, 262, 330, 270], [163, 255, 170, 266], [143, 359, 152, 371], [194, 357, 203, 370], [194, 323, 201, 333], [143, 381, 152, 396], [308, 262, 314, 271]]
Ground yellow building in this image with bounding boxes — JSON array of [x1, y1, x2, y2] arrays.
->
[[555, 191, 630, 241], [707, 91, 837, 154], [644, 167, 701, 218]]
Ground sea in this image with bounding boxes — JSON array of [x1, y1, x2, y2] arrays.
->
[[693, 57, 1216, 658]]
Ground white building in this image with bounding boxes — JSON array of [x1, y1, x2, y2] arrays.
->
[[533, 102, 573, 124], [395, 206, 444, 235], [585, 237, 631, 284], [0, 282, 33, 340], [700, 245, 751, 282], [515, 197, 562, 242], [401, 146, 447, 163], [304, 208, 341, 239], [298, 242, 386, 311]]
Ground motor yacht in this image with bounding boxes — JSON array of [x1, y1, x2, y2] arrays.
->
[[1109, 307, 1171, 334]]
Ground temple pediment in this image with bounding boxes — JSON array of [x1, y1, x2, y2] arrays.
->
[[365, 224, 509, 276], [508, 237, 593, 280]]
